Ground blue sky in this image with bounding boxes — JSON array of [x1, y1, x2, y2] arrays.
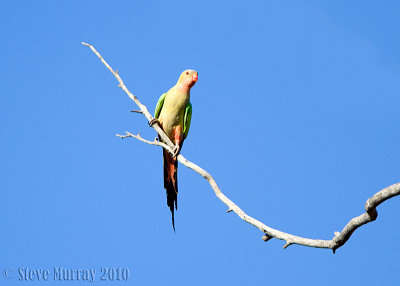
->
[[1, 0, 399, 285]]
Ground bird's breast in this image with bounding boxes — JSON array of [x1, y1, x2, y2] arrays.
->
[[159, 92, 189, 139]]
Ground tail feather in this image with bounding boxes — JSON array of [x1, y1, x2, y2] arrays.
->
[[163, 148, 178, 231]]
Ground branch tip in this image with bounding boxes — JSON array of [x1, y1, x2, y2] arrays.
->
[[262, 235, 273, 242], [131, 110, 143, 114], [283, 242, 292, 249]]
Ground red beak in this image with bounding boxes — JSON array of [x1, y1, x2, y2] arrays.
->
[[192, 73, 198, 82]]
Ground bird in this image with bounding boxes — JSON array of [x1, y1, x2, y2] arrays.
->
[[149, 69, 198, 231]]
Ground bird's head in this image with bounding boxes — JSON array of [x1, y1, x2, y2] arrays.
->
[[178, 69, 198, 89]]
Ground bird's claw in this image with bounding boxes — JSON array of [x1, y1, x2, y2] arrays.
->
[[169, 145, 180, 157], [148, 118, 159, 127]]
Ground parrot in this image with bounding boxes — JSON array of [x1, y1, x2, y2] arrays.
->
[[149, 69, 198, 231]]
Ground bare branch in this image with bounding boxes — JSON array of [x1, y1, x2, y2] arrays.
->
[[116, 132, 171, 150], [81, 42, 175, 149], [83, 42, 399, 252]]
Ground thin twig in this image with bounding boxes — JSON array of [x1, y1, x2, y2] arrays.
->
[[83, 42, 399, 253], [116, 132, 170, 150]]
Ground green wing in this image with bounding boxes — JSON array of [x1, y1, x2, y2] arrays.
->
[[183, 102, 192, 139], [154, 93, 166, 119]]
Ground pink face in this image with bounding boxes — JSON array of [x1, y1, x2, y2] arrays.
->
[[180, 70, 198, 87]]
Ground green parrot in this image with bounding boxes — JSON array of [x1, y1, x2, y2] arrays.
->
[[150, 69, 198, 230]]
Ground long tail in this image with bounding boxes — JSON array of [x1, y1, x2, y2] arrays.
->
[[163, 148, 178, 231]]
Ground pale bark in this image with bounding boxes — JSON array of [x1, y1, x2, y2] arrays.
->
[[83, 42, 399, 253]]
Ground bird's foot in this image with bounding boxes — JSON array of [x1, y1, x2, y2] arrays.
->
[[148, 118, 160, 127], [169, 144, 180, 157]]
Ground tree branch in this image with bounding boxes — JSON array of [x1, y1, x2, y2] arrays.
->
[[82, 42, 399, 253], [116, 131, 170, 150]]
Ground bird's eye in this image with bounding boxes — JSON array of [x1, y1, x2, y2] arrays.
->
[[186, 71, 189, 75]]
